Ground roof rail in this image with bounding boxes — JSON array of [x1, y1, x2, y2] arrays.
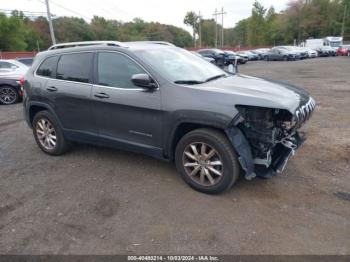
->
[[124, 41, 175, 46], [48, 41, 126, 50]]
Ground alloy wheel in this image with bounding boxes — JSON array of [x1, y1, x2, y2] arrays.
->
[[0, 87, 17, 105], [36, 118, 57, 150], [182, 142, 223, 187]]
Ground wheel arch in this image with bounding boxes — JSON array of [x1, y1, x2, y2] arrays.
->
[[27, 102, 62, 129], [166, 120, 228, 161]]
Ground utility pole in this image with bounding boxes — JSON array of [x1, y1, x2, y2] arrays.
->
[[198, 11, 202, 48], [213, 8, 219, 48], [45, 0, 56, 45], [213, 8, 226, 48], [341, 4, 347, 38], [220, 7, 227, 48]]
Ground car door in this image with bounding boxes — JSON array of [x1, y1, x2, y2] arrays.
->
[[91, 51, 162, 149], [42, 52, 96, 134], [274, 49, 282, 60]]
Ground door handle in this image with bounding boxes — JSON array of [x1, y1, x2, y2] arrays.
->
[[46, 86, 57, 92], [94, 92, 110, 99]]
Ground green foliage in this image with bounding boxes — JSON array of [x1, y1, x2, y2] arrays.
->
[[1, 0, 348, 51], [0, 12, 27, 51], [189, 0, 350, 48], [184, 11, 199, 46], [0, 13, 192, 51]]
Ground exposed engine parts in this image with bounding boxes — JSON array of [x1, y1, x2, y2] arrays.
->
[[227, 101, 315, 179]]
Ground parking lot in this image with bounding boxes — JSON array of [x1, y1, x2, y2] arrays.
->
[[0, 57, 349, 255]]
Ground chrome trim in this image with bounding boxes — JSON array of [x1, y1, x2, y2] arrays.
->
[[294, 97, 316, 128], [48, 41, 126, 50]]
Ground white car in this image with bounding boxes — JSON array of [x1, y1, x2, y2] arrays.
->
[[0, 59, 29, 79], [302, 48, 318, 58]]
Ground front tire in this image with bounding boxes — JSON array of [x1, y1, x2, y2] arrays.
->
[[32, 110, 70, 155], [175, 128, 240, 194], [0, 86, 19, 105]]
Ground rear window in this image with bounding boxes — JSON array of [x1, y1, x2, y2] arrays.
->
[[56, 53, 92, 83], [36, 56, 58, 78]]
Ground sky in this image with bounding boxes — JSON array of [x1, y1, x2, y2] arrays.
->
[[1, 0, 289, 31]]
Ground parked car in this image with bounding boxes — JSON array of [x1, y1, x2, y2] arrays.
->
[[0, 59, 29, 78], [16, 57, 35, 66], [301, 47, 318, 58], [223, 51, 247, 64], [336, 45, 350, 56], [196, 49, 226, 67], [288, 46, 308, 59], [251, 48, 270, 60], [264, 47, 298, 61], [191, 51, 216, 64], [237, 51, 259, 61], [317, 46, 336, 57], [23, 41, 315, 194], [0, 77, 23, 105]]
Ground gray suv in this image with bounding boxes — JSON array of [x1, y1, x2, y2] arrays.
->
[[23, 41, 316, 194]]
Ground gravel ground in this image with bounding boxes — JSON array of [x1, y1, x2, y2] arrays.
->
[[0, 57, 349, 255]]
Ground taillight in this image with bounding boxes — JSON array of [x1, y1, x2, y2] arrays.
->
[[19, 77, 25, 86]]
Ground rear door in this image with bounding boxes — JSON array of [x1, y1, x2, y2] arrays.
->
[[43, 52, 96, 134], [91, 51, 162, 148]]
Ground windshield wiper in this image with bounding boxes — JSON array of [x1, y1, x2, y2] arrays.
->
[[174, 80, 204, 85], [204, 74, 227, 83]]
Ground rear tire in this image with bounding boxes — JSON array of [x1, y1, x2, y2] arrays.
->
[[32, 110, 70, 155], [175, 128, 240, 194], [0, 85, 19, 105]]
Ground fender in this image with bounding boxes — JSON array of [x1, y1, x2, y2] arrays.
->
[[26, 101, 63, 130], [163, 110, 234, 160]]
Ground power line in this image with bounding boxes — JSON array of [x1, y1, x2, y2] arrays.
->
[[41, 0, 90, 20]]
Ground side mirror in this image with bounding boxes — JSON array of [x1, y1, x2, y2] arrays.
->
[[131, 74, 157, 89], [11, 65, 17, 70]]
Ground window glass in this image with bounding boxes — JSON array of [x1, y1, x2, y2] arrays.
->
[[0, 62, 16, 69], [36, 56, 57, 78], [135, 48, 226, 83], [57, 53, 92, 83], [97, 52, 145, 88]]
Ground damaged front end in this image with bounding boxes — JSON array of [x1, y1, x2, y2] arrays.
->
[[226, 97, 316, 180]]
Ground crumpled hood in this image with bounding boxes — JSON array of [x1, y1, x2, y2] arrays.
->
[[197, 74, 310, 113]]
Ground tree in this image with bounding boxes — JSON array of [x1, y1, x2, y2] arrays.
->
[[90, 16, 120, 40], [248, 1, 267, 46], [0, 12, 28, 51], [184, 11, 199, 47]]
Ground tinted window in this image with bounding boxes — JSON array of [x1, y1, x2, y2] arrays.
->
[[0, 61, 16, 69], [36, 56, 57, 77], [57, 53, 92, 83], [97, 52, 145, 88]]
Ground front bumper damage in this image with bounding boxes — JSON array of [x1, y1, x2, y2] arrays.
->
[[225, 97, 315, 180], [225, 127, 304, 179]]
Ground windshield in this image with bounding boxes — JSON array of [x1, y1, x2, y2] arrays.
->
[[136, 48, 227, 83], [329, 41, 341, 47]]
